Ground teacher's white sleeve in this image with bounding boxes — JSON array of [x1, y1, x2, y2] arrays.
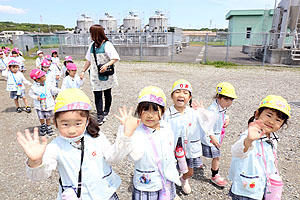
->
[[105, 41, 120, 60], [85, 43, 93, 61]]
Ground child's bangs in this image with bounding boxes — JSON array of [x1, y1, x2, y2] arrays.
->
[[271, 108, 289, 120], [54, 110, 89, 120], [135, 102, 164, 117]]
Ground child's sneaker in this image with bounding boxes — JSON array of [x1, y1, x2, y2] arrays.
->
[[211, 174, 227, 187], [16, 107, 22, 113], [46, 125, 54, 136], [180, 177, 192, 194], [39, 124, 47, 136], [24, 106, 31, 113]]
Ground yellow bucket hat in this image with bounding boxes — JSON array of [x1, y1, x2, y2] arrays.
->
[[216, 82, 237, 99], [259, 95, 291, 118], [138, 86, 166, 107], [172, 79, 193, 93], [54, 88, 92, 113]]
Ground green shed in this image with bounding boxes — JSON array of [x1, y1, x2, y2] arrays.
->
[[225, 9, 274, 46]]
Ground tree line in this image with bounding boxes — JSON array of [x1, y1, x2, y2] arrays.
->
[[0, 21, 71, 33]]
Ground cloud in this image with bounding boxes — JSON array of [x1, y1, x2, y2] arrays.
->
[[0, 5, 27, 14]]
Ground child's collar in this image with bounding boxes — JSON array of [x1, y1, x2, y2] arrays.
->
[[215, 99, 226, 113], [259, 132, 279, 144]]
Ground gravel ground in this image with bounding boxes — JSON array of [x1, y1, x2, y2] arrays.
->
[[0, 60, 299, 200]]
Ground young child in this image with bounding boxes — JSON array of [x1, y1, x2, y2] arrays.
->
[[163, 79, 217, 194], [62, 56, 73, 77], [16, 88, 140, 200], [4, 60, 32, 113], [35, 50, 44, 69], [51, 50, 60, 65], [0, 51, 8, 77], [228, 95, 290, 200], [11, 50, 26, 72], [29, 69, 61, 136], [61, 63, 84, 90], [40, 59, 56, 90], [45, 55, 61, 87], [128, 86, 181, 200], [4, 50, 10, 60], [201, 82, 237, 187]]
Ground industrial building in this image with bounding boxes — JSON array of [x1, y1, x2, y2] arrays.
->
[[225, 9, 274, 46], [11, 10, 187, 59]]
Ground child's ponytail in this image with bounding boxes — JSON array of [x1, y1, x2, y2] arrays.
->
[[87, 116, 100, 137], [247, 111, 257, 125]]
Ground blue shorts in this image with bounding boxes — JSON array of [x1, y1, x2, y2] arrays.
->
[[186, 157, 203, 168], [132, 182, 176, 200], [36, 109, 53, 120], [109, 192, 119, 200], [202, 143, 221, 158], [10, 90, 25, 99]]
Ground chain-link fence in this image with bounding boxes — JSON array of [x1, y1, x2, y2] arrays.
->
[[12, 32, 297, 65]]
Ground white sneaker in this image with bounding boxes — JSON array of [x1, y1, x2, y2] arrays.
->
[[103, 111, 109, 122], [174, 194, 181, 200], [181, 177, 192, 194]]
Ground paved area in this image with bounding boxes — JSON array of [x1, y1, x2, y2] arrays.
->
[[120, 45, 265, 65]]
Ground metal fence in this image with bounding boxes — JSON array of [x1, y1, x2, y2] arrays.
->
[[12, 32, 297, 65]]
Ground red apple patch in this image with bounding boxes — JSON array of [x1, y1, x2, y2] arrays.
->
[[249, 182, 255, 188]]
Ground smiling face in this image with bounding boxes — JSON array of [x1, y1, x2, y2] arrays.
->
[[217, 96, 234, 109], [255, 108, 285, 135], [140, 104, 162, 130], [42, 66, 50, 73], [67, 70, 77, 78], [171, 89, 191, 110], [36, 75, 46, 84], [55, 111, 88, 138]]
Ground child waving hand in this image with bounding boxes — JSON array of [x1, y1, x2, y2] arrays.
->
[[17, 88, 139, 200], [228, 95, 290, 200]]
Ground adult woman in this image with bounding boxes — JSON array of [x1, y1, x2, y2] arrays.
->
[[80, 24, 120, 125]]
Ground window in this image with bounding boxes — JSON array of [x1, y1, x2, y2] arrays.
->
[[246, 27, 252, 39]]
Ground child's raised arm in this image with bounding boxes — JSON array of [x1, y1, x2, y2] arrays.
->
[[17, 127, 47, 168], [243, 120, 266, 152], [191, 99, 204, 110], [114, 106, 140, 137]]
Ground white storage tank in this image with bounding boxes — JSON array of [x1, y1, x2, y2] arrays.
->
[[76, 14, 94, 34], [99, 13, 118, 34], [149, 11, 168, 32], [123, 12, 142, 33]]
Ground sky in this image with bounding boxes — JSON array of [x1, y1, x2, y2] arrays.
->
[[0, 0, 277, 29]]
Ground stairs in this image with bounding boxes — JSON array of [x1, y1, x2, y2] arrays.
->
[[291, 49, 300, 60]]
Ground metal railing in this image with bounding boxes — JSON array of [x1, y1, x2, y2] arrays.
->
[[12, 32, 300, 65]]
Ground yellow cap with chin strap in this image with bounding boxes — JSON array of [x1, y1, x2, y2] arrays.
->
[[259, 95, 291, 118], [54, 88, 92, 113]]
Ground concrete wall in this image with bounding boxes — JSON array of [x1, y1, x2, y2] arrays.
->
[[60, 45, 173, 58]]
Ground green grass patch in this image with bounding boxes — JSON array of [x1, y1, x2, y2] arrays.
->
[[189, 41, 226, 46], [202, 61, 238, 68]]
